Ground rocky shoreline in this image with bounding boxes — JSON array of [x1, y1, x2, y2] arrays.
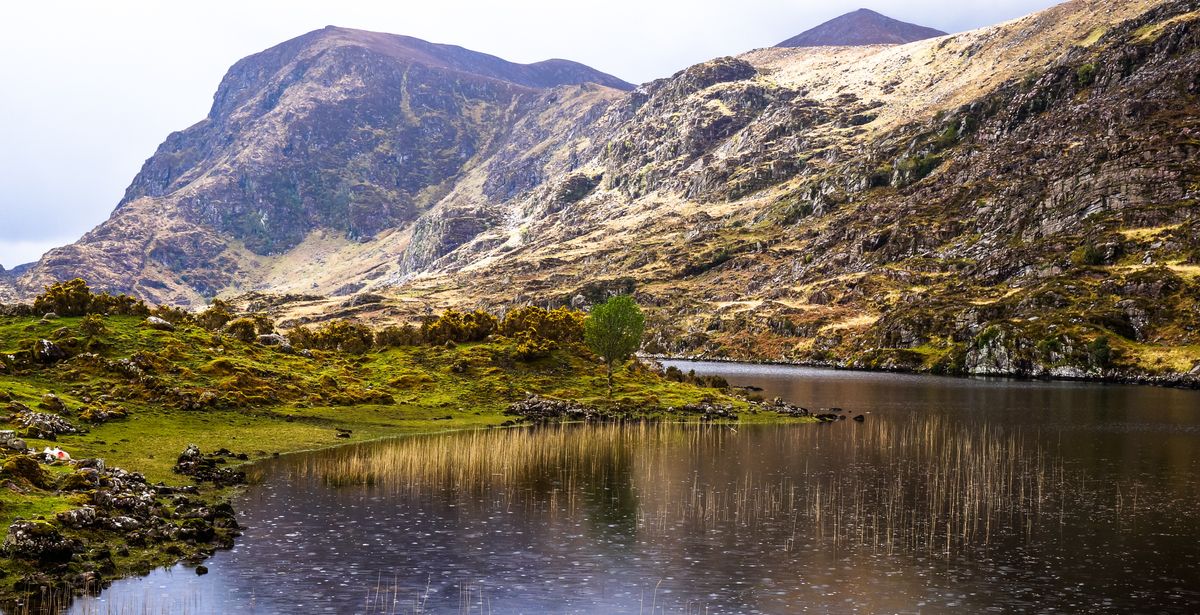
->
[[0, 444, 244, 610], [650, 355, 1200, 390]]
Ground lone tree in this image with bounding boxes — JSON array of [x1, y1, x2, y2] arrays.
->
[[584, 295, 645, 398]]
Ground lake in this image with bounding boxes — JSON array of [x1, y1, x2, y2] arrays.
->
[[68, 363, 1200, 614]]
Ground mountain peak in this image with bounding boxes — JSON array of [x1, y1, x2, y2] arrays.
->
[[776, 8, 947, 48]]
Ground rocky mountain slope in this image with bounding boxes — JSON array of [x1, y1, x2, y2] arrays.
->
[[5, 1, 1200, 382], [5, 27, 630, 304], [776, 8, 946, 47]]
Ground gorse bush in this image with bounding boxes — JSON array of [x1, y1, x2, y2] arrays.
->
[[500, 306, 584, 343], [422, 310, 498, 345], [288, 320, 375, 354], [513, 330, 556, 360], [374, 324, 422, 348], [33, 279, 148, 317], [195, 300, 234, 331], [224, 319, 258, 343], [663, 365, 728, 388]]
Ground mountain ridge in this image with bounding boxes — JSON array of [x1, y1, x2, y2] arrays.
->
[[776, 8, 947, 47], [3, 0, 1199, 382]]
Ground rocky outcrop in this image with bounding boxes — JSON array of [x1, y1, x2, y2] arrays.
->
[[173, 444, 247, 487], [3, 521, 81, 563], [14, 412, 80, 440]]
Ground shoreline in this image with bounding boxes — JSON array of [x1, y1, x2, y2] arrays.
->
[[651, 355, 1200, 390]]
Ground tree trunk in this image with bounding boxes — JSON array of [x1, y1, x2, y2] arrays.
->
[[606, 360, 613, 398]]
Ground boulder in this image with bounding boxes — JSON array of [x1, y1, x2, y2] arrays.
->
[[341, 293, 385, 308], [32, 339, 68, 364], [3, 520, 81, 563], [1, 455, 52, 488], [256, 333, 287, 346], [39, 393, 66, 413], [144, 316, 176, 332], [506, 394, 598, 421], [173, 444, 246, 487], [56, 506, 100, 529]]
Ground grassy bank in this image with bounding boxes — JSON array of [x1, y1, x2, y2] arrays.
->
[[0, 308, 787, 605]]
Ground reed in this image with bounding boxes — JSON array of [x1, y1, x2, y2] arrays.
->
[[294, 418, 1082, 561]]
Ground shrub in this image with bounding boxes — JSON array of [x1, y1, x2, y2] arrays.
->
[[375, 324, 422, 347], [1076, 63, 1097, 88], [196, 300, 234, 331], [1071, 245, 1105, 266], [224, 319, 258, 343], [79, 314, 106, 339], [513, 330, 556, 361], [500, 306, 584, 343], [252, 314, 275, 335], [1088, 335, 1113, 369], [285, 325, 317, 350], [150, 304, 192, 324], [423, 310, 497, 345], [32, 278, 147, 317], [314, 320, 375, 354], [33, 279, 94, 316]]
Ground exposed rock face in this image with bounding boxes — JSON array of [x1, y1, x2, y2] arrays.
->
[[776, 9, 947, 48]]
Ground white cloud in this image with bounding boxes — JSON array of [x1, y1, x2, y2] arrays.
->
[[0, 239, 72, 270]]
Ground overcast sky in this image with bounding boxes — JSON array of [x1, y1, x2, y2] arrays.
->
[[0, 0, 1060, 269]]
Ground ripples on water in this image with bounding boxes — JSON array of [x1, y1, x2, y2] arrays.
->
[[67, 365, 1200, 614]]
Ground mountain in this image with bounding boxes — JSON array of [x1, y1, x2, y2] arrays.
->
[[7, 27, 631, 304], [776, 8, 947, 47], [5, 0, 1200, 381]]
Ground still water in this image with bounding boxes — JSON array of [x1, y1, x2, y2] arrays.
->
[[71, 363, 1200, 613]]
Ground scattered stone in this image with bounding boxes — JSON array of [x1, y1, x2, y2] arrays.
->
[[144, 316, 176, 332], [853, 414, 865, 422], [680, 402, 739, 420], [56, 506, 100, 529], [763, 397, 810, 417], [42, 312, 59, 320], [196, 565, 209, 576], [173, 444, 246, 487], [1, 431, 28, 452], [58, 468, 101, 491], [506, 394, 599, 422], [79, 404, 128, 424], [15, 411, 80, 440]]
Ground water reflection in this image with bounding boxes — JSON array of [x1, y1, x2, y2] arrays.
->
[[69, 364, 1200, 614]]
